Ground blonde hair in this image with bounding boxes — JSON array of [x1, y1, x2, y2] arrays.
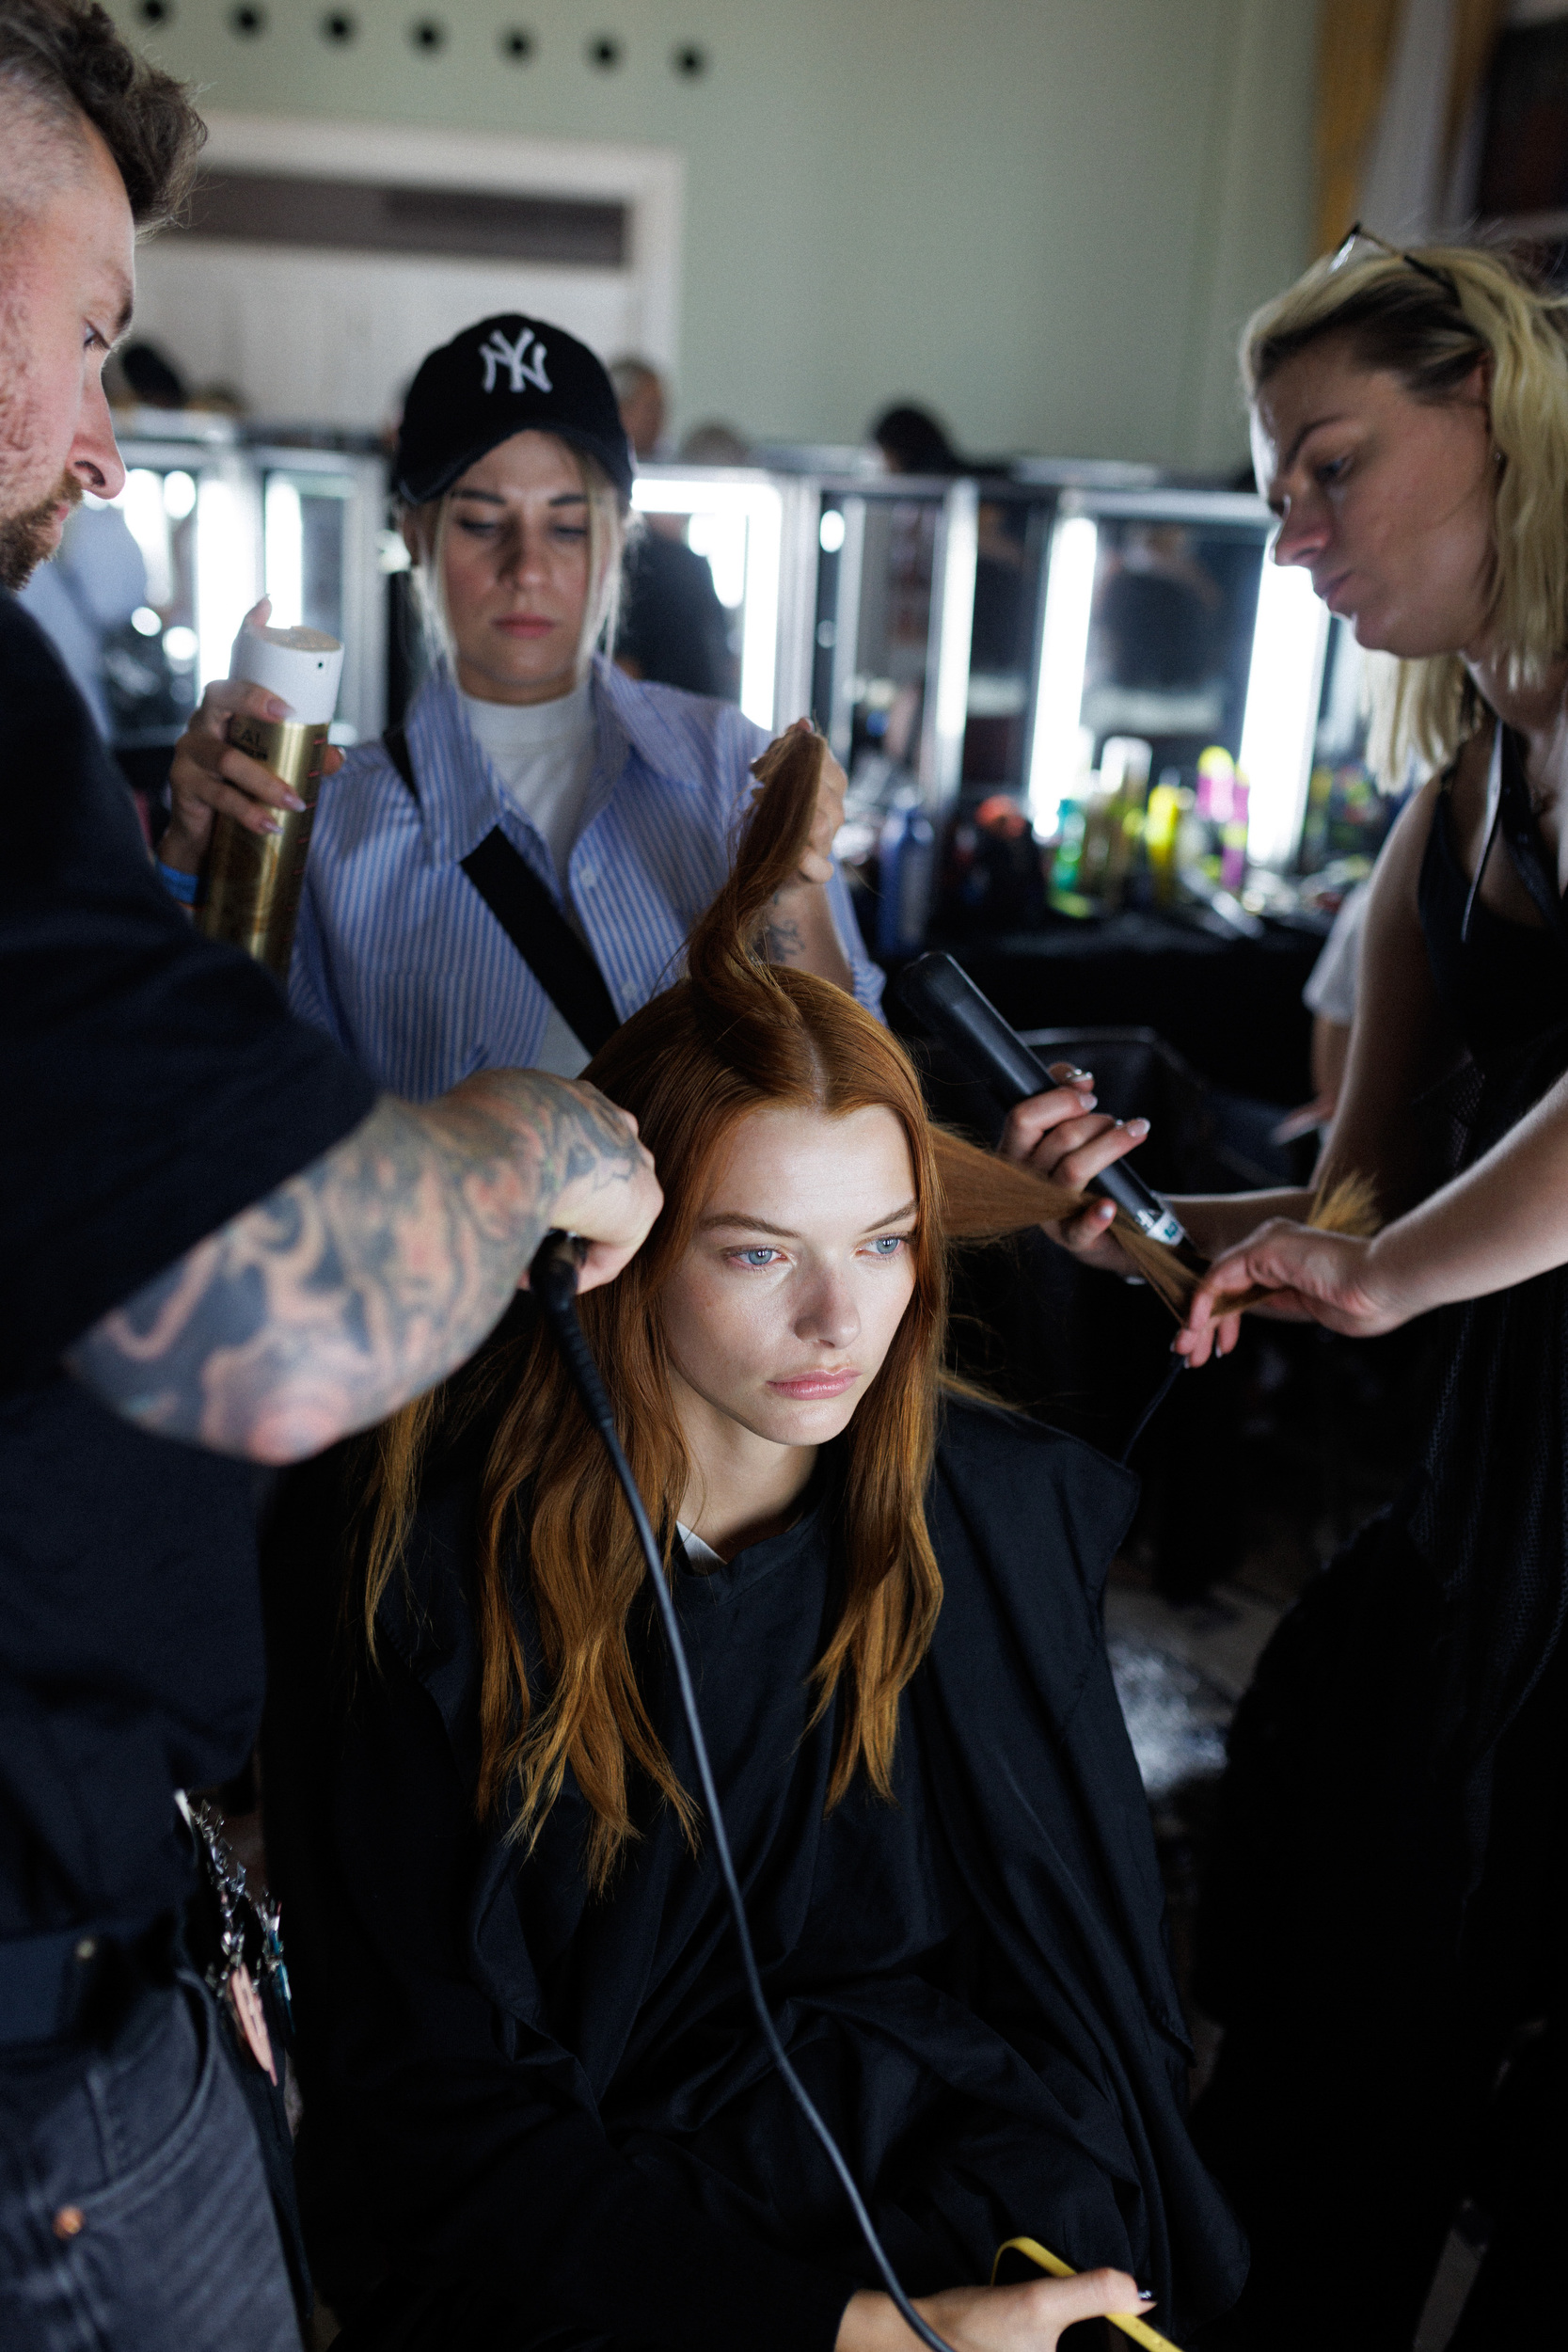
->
[[1243, 243, 1568, 783], [404, 433, 627, 677]]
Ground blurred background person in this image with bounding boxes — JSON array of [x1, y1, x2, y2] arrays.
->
[[678, 419, 752, 466], [609, 353, 667, 460], [16, 495, 149, 742], [610, 354, 737, 697], [870, 400, 963, 475]]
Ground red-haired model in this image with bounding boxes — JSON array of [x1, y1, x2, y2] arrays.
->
[[262, 739, 1246, 2352]]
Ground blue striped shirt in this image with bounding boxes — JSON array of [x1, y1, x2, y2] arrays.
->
[[290, 656, 885, 1102]]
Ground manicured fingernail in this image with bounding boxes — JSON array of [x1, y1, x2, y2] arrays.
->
[[266, 697, 289, 719], [1063, 1065, 1089, 1080], [262, 815, 283, 834], [283, 792, 306, 811], [1122, 1117, 1149, 1135], [1076, 1090, 1097, 1109]]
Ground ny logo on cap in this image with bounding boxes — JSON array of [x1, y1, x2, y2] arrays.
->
[[479, 326, 553, 396]]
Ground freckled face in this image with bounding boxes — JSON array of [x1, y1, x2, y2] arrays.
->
[[657, 1104, 919, 1450], [1252, 338, 1496, 659]]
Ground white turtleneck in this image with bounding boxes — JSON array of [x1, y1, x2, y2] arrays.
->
[[459, 673, 597, 884], [458, 675, 599, 1078]]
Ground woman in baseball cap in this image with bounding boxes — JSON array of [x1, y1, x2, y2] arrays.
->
[[160, 313, 885, 1093]]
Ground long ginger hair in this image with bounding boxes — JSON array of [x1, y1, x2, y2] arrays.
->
[[355, 732, 1227, 1888]]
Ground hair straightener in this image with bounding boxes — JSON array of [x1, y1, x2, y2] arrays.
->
[[893, 952, 1206, 1269]]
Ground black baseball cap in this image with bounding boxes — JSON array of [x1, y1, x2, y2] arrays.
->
[[393, 313, 635, 505]]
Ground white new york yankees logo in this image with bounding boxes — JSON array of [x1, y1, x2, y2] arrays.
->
[[479, 326, 552, 395]]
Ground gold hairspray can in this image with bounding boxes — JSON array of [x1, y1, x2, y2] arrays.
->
[[196, 622, 344, 981]]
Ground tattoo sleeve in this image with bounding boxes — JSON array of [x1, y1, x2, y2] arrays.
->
[[64, 1073, 641, 1462]]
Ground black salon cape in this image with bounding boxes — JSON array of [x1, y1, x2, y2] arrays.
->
[[264, 1397, 1245, 2351]]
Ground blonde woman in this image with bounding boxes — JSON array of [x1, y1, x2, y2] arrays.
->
[[1098, 239, 1568, 2349], [159, 316, 881, 1092]]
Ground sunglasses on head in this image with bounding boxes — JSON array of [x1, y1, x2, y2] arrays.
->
[[1330, 222, 1462, 307]]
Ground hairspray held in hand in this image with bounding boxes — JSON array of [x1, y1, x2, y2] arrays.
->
[[196, 620, 344, 980]]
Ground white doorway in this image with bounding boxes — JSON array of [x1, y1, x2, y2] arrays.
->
[[132, 113, 685, 432]]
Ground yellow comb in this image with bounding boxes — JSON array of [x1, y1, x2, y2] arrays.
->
[[990, 2236, 1184, 2350]]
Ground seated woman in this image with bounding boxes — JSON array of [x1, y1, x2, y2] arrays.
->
[[158, 312, 879, 1091], [262, 738, 1246, 2352]]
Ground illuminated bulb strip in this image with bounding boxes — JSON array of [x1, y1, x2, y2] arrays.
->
[[263, 477, 305, 632], [120, 469, 174, 607], [1027, 512, 1098, 833], [196, 474, 252, 693], [1240, 559, 1330, 868]]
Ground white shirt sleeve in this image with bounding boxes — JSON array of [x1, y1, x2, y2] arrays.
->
[[1302, 881, 1370, 1025]]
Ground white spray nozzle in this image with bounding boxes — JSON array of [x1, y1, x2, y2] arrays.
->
[[231, 620, 344, 725]]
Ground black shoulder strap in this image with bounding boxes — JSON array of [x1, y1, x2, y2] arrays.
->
[[1496, 724, 1568, 957], [384, 723, 620, 1057]]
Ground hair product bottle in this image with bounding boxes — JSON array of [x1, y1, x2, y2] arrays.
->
[[196, 620, 344, 979]]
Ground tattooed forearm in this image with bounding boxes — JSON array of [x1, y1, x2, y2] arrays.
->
[[65, 1072, 650, 1463], [763, 890, 807, 966], [763, 882, 854, 989]]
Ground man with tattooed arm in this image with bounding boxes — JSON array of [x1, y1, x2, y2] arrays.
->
[[0, 9, 659, 2345]]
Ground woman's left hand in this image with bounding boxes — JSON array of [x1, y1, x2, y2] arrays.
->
[[782, 716, 847, 888], [759, 721, 853, 984], [1177, 1219, 1403, 1366]]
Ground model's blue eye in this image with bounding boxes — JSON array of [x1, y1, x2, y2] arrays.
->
[[866, 1234, 910, 1257], [734, 1248, 781, 1268]]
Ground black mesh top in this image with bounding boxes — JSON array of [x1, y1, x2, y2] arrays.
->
[[1418, 775, 1568, 1087], [1408, 734, 1568, 1907]]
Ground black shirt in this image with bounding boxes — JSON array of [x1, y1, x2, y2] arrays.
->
[[0, 594, 377, 1939], [262, 1390, 1247, 2351]]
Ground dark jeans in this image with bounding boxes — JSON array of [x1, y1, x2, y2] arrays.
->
[[0, 1969, 301, 2351]]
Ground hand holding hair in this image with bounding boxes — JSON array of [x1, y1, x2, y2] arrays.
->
[[752, 722, 855, 987], [837, 2268, 1152, 2352], [999, 1072, 1149, 1267], [1176, 1181, 1391, 1366], [515, 1083, 662, 1296]]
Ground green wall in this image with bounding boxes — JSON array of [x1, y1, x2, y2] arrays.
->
[[110, 0, 1316, 470]]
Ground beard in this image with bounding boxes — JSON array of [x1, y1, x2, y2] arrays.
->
[[0, 291, 84, 590], [0, 466, 80, 590]]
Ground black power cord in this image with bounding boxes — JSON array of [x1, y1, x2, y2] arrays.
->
[[1118, 1356, 1187, 1467], [530, 1232, 960, 2352]]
